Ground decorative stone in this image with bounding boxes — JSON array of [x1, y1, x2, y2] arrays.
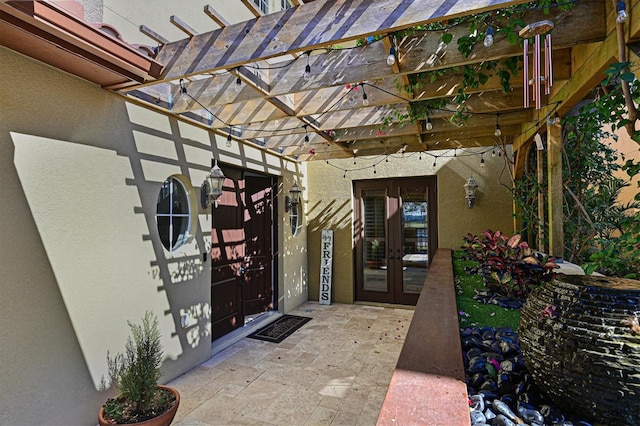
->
[[519, 275, 640, 425]]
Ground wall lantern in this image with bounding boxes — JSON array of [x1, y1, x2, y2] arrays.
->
[[285, 182, 302, 212], [464, 176, 479, 208], [201, 160, 225, 208]]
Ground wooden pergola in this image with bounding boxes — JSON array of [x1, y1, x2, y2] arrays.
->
[[2, 0, 638, 255]]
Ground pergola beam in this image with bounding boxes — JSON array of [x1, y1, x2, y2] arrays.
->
[[154, 0, 533, 81]]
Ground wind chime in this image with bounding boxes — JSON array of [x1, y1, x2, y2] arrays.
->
[[520, 20, 555, 110]]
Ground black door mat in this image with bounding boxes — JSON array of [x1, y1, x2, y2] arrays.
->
[[247, 315, 312, 343]]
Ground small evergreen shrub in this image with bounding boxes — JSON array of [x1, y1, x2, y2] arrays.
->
[[100, 311, 175, 424]]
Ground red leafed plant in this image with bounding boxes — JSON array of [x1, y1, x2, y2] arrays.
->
[[462, 230, 558, 299]]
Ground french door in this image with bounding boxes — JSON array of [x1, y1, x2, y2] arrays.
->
[[210, 166, 277, 341], [354, 177, 437, 305]]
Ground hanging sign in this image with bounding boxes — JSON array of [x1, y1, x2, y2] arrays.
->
[[319, 229, 333, 305]]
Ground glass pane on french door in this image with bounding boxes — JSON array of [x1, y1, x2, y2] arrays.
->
[[362, 189, 388, 292], [400, 187, 428, 294]]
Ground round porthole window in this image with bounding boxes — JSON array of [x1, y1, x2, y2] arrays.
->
[[156, 176, 195, 252]]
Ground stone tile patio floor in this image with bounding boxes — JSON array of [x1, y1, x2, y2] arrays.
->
[[169, 302, 415, 426]]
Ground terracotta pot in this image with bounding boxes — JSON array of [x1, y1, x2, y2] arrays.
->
[[98, 385, 180, 426]]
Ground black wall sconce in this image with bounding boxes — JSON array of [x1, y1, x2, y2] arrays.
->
[[464, 176, 479, 208], [201, 160, 225, 208], [285, 182, 301, 212]]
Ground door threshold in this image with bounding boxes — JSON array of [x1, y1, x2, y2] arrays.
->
[[354, 301, 416, 310], [211, 311, 281, 356]]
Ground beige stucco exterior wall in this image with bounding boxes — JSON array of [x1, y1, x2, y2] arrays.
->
[[306, 150, 515, 304], [0, 46, 306, 424]]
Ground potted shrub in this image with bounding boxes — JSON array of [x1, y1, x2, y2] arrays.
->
[[98, 311, 180, 426]]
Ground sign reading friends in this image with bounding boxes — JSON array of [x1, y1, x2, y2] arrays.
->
[[319, 229, 333, 305]]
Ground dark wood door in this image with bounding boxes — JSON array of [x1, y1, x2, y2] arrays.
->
[[211, 167, 276, 341], [242, 173, 275, 316], [354, 177, 437, 305]]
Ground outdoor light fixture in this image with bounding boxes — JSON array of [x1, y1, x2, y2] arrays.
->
[[387, 46, 397, 65], [235, 75, 242, 91], [362, 85, 370, 106], [201, 160, 225, 208], [484, 26, 494, 47], [464, 176, 479, 208], [616, 0, 627, 23], [425, 116, 433, 131], [494, 114, 502, 137], [303, 51, 312, 81], [285, 182, 302, 213]]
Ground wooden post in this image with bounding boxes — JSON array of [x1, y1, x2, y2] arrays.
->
[[547, 117, 563, 257], [537, 147, 546, 252]]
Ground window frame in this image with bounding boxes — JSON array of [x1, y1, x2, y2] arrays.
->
[[156, 175, 197, 252]]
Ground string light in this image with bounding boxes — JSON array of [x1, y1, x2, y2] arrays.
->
[[303, 51, 312, 81], [494, 114, 502, 137], [235, 75, 242, 92], [373, 164, 377, 174], [484, 26, 494, 48], [425, 116, 433, 131], [362, 85, 370, 106], [480, 155, 485, 167], [616, 0, 627, 23], [226, 131, 233, 148], [432, 158, 437, 168], [492, 148, 496, 158], [387, 46, 397, 66], [303, 125, 309, 146]]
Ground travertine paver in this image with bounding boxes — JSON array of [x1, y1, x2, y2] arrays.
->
[[170, 302, 414, 426]]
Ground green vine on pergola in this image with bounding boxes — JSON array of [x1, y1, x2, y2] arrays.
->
[[381, 0, 576, 127]]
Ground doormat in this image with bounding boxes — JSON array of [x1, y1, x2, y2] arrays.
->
[[248, 315, 312, 343]]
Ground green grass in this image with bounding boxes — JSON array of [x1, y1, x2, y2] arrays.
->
[[452, 251, 521, 331]]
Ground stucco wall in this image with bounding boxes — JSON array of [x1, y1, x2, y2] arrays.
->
[[306, 150, 515, 304], [0, 47, 305, 425]]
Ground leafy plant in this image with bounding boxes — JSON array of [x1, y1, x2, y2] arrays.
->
[[582, 213, 640, 279], [100, 311, 175, 424], [462, 230, 558, 299]]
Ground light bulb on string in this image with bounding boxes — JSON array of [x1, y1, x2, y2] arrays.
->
[[425, 116, 433, 131], [226, 132, 232, 148], [494, 114, 502, 137], [492, 148, 496, 158], [235, 76, 242, 92], [387, 46, 396, 66], [385, 156, 389, 163], [343, 170, 347, 179], [616, 0, 627, 23], [484, 26, 494, 48], [303, 51, 312, 81], [373, 165, 377, 174], [362, 85, 370, 106], [419, 152, 422, 160], [303, 125, 309, 146], [480, 155, 485, 168], [432, 158, 437, 168]]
